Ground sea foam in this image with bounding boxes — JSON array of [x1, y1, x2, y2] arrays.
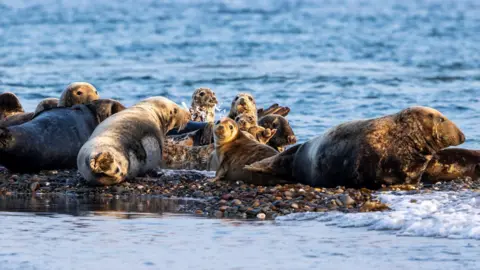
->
[[277, 191, 480, 240]]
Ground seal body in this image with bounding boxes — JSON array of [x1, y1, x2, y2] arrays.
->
[[59, 82, 99, 107], [190, 87, 217, 122], [0, 99, 125, 172], [77, 97, 191, 186], [211, 117, 281, 185], [0, 98, 60, 128], [422, 148, 480, 183], [246, 107, 465, 189]]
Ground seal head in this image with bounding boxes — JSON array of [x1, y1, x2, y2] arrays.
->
[[59, 82, 100, 107]]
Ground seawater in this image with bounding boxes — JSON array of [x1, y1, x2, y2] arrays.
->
[[0, 0, 479, 269]]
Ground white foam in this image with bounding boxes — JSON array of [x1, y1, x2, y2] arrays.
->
[[277, 191, 480, 240]]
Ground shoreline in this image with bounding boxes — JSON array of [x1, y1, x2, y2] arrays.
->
[[1, 168, 479, 220]]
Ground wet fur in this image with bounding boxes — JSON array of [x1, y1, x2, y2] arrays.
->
[[0, 100, 124, 172], [190, 87, 217, 122], [59, 82, 99, 107], [246, 107, 465, 189], [77, 97, 191, 186], [422, 148, 480, 183], [258, 114, 296, 151]]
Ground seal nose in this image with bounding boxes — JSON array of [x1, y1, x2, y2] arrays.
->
[[239, 98, 246, 105], [287, 135, 296, 144]]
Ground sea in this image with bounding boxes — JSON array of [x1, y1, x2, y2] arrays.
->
[[0, 0, 479, 269]]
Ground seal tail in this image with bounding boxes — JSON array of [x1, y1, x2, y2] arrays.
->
[[89, 152, 117, 176], [0, 127, 13, 149]]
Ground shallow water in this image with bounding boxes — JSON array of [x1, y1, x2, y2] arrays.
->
[[1, 0, 480, 268]]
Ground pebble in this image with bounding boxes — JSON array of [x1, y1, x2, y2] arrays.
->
[[232, 199, 242, 206], [256, 213, 266, 220], [339, 194, 355, 206], [30, 182, 40, 192], [291, 203, 299, 209]]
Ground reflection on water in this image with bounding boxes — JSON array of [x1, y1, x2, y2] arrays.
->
[[0, 194, 204, 218]]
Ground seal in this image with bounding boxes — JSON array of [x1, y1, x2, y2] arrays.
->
[[0, 98, 60, 128], [59, 82, 99, 107], [422, 148, 480, 183], [77, 97, 191, 186], [0, 99, 125, 172], [245, 106, 465, 189], [190, 87, 218, 122], [210, 117, 282, 185], [0, 92, 24, 119], [258, 114, 296, 151], [235, 112, 277, 144], [162, 143, 214, 170], [227, 93, 257, 120]]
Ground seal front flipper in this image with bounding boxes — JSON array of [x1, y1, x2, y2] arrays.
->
[[244, 144, 301, 178]]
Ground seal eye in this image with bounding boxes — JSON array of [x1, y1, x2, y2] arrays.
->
[[174, 108, 178, 114], [199, 92, 205, 97], [428, 113, 434, 119], [170, 110, 173, 115], [439, 117, 445, 123], [229, 125, 233, 130], [248, 96, 253, 101], [77, 91, 82, 95], [215, 120, 220, 125], [235, 117, 239, 121], [234, 96, 239, 101]]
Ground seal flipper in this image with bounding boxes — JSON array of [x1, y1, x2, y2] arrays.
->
[[244, 144, 301, 179], [0, 92, 24, 118], [257, 104, 290, 118], [90, 152, 118, 176]]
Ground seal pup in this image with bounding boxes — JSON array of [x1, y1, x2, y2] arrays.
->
[[422, 148, 480, 183], [235, 112, 277, 144], [77, 97, 191, 186], [190, 87, 218, 122], [258, 114, 296, 151], [0, 98, 60, 128], [162, 143, 214, 170], [0, 92, 24, 119], [0, 99, 125, 172], [59, 82, 99, 107], [245, 106, 465, 189], [210, 117, 281, 184]]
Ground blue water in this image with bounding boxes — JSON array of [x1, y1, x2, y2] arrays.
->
[[1, 0, 479, 269]]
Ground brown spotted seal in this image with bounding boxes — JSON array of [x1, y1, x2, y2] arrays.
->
[[228, 93, 257, 120], [59, 82, 99, 107], [258, 114, 296, 151], [422, 148, 480, 183], [245, 106, 465, 189], [77, 97, 191, 186], [0, 99, 125, 172], [210, 117, 281, 184], [190, 87, 218, 122]]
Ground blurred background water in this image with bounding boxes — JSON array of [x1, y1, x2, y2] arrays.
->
[[0, 0, 479, 269]]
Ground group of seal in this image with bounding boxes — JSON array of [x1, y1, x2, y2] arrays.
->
[[0, 83, 477, 189]]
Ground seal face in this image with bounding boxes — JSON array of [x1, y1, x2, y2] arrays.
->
[[422, 148, 480, 183], [246, 106, 465, 189], [0, 99, 125, 172], [227, 93, 257, 120], [190, 87, 217, 122], [0, 92, 24, 119], [59, 82, 99, 107], [258, 114, 296, 151], [210, 117, 279, 184], [77, 97, 191, 186]]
